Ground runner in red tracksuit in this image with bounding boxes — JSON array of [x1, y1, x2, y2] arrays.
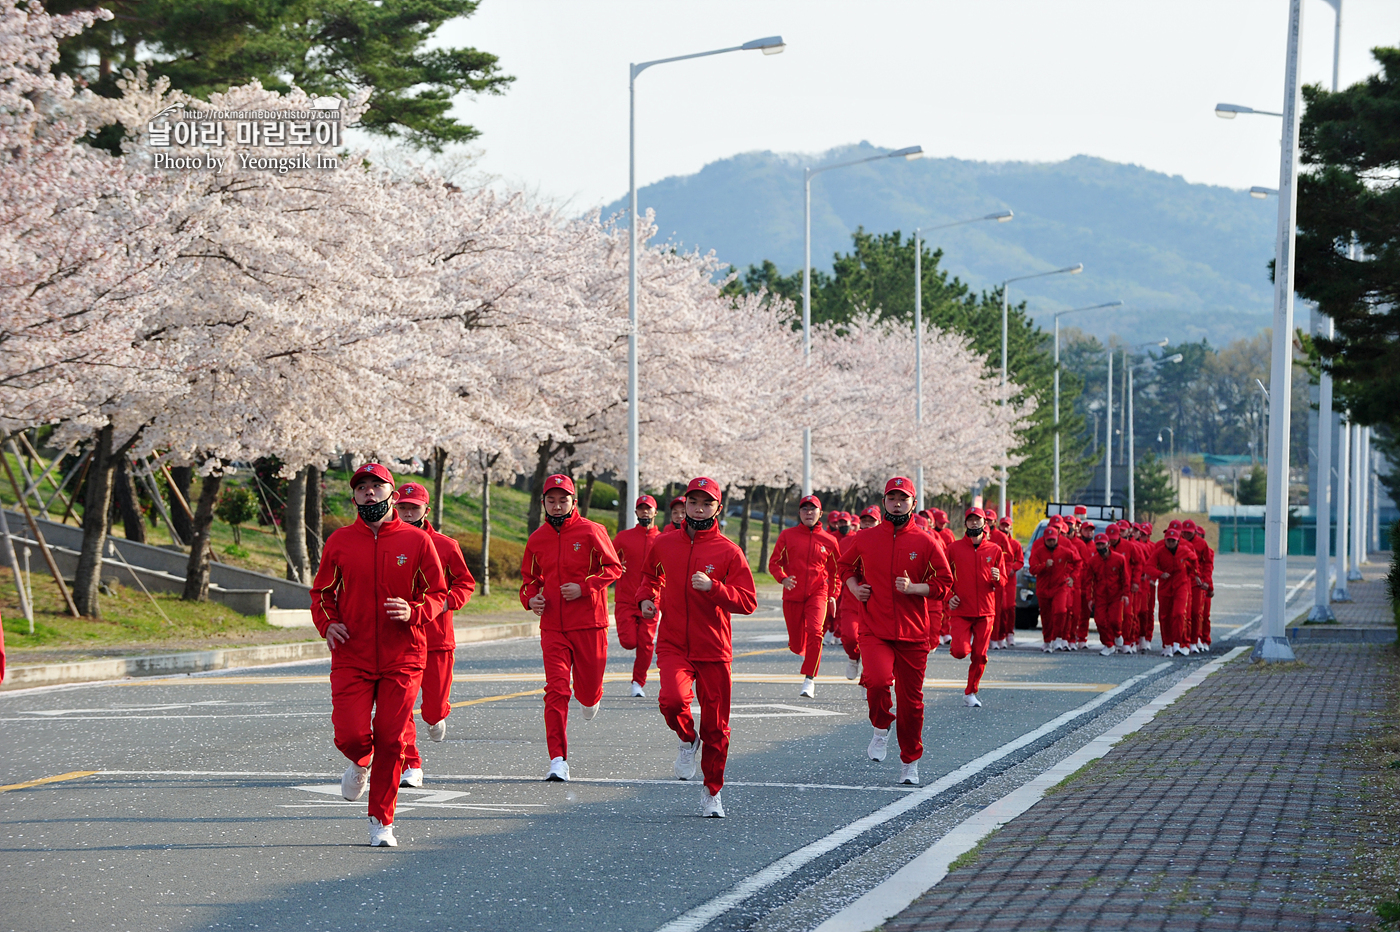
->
[[835, 526, 865, 679], [520, 474, 624, 782], [1069, 521, 1096, 648], [1084, 532, 1130, 655], [945, 508, 1005, 706], [769, 495, 840, 697], [394, 482, 476, 788], [664, 496, 686, 534], [311, 462, 448, 848], [1145, 528, 1198, 657], [1181, 520, 1215, 652], [1106, 524, 1140, 650], [1029, 528, 1079, 651], [929, 509, 957, 645], [1136, 523, 1157, 648], [985, 509, 1015, 650], [637, 477, 756, 819], [996, 516, 1024, 649], [613, 495, 662, 696], [838, 477, 953, 786]]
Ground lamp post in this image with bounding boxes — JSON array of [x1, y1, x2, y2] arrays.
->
[[1349, 422, 1365, 577], [627, 35, 785, 528], [998, 263, 1083, 513], [1127, 353, 1183, 520], [914, 210, 1015, 505], [801, 145, 924, 495], [1334, 415, 1351, 600], [1052, 300, 1123, 501]]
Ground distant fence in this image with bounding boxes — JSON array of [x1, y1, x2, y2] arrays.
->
[[1213, 523, 1329, 556]]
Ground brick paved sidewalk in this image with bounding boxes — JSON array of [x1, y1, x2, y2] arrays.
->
[[1331, 554, 1395, 627], [886, 643, 1391, 932]]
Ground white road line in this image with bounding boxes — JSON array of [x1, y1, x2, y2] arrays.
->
[[814, 646, 1249, 932], [651, 662, 1172, 932], [1, 712, 327, 722], [1232, 569, 1314, 638]]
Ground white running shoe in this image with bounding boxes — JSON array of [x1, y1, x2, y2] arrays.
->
[[1176, 644, 1190, 656], [546, 757, 570, 782], [823, 631, 836, 646], [899, 761, 920, 785], [1100, 646, 1116, 656], [1115, 636, 1125, 649], [1163, 646, 1175, 658], [341, 763, 369, 801], [800, 677, 816, 699], [428, 720, 447, 743], [964, 692, 982, 708], [400, 767, 423, 788], [630, 681, 646, 698], [868, 727, 890, 762], [1006, 633, 1016, 647], [581, 701, 600, 721], [941, 633, 952, 645], [1202, 641, 1212, 653], [675, 737, 701, 780], [702, 789, 726, 818], [1042, 643, 1053, 653], [368, 817, 397, 847], [845, 658, 861, 681]]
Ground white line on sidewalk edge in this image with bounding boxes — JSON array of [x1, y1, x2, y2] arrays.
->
[[813, 645, 1249, 932]]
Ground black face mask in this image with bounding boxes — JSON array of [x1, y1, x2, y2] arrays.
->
[[357, 497, 392, 524], [406, 516, 425, 529], [837, 525, 851, 537], [1046, 538, 1059, 549], [966, 525, 984, 538], [1096, 546, 1109, 557], [883, 510, 911, 528], [686, 515, 716, 531], [636, 516, 653, 528], [546, 511, 569, 529]]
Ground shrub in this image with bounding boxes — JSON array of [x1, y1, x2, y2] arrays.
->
[[214, 486, 259, 544], [322, 513, 353, 538], [452, 532, 525, 583], [589, 480, 619, 512]]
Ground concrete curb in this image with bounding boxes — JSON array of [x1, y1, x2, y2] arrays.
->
[[1286, 624, 1396, 644], [0, 620, 542, 690]]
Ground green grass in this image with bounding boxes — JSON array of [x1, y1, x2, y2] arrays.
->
[[948, 829, 1000, 871]]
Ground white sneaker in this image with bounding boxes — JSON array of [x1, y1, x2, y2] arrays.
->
[[400, 767, 423, 788], [546, 757, 570, 782], [630, 681, 646, 698], [1042, 643, 1053, 653], [941, 633, 952, 645], [800, 677, 816, 699], [1201, 641, 1212, 653], [675, 738, 701, 780], [1176, 644, 1189, 656], [368, 817, 397, 847], [702, 789, 726, 818], [845, 658, 861, 681], [964, 692, 982, 708], [428, 720, 447, 742], [1006, 633, 1015, 647], [341, 763, 369, 801], [580, 700, 601, 721], [1163, 646, 1175, 658], [1100, 646, 1116, 656], [868, 727, 890, 761], [823, 631, 836, 646], [899, 761, 920, 785], [1115, 636, 1125, 649]]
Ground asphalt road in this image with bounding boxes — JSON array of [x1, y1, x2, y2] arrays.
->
[[0, 554, 1314, 932]]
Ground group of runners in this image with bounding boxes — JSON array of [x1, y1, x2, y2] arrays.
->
[[309, 465, 1213, 845]]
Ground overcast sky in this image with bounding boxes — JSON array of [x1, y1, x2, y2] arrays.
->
[[428, 0, 1400, 210]]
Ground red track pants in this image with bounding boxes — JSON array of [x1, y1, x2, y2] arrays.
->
[[1094, 601, 1124, 647], [1138, 583, 1155, 644], [657, 652, 731, 795], [838, 606, 862, 661], [1157, 586, 1189, 648], [949, 615, 992, 695], [1039, 586, 1074, 643], [1188, 588, 1207, 644], [617, 610, 658, 687], [859, 636, 929, 764], [1201, 592, 1213, 645], [783, 594, 827, 678], [403, 649, 453, 769], [541, 627, 608, 761], [330, 665, 421, 826]]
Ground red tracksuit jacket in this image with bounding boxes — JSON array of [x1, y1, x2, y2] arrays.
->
[[636, 521, 757, 662], [836, 532, 866, 631], [1118, 539, 1145, 590], [1084, 550, 1129, 606], [1028, 537, 1080, 597], [311, 514, 449, 674], [934, 526, 956, 550], [1145, 543, 1198, 595], [612, 524, 661, 614], [768, 523, 840, 600], [838, 518, 953, 643], [1186, 536, 1214, 590], [424, 525, 476, 651], [520, 511, 623, 631], [946, 537, 1006, 618]]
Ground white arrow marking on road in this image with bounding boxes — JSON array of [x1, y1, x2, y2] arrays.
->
[[289, 785, 543, 812]]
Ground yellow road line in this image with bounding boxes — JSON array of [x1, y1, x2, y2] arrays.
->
[[0, 770, 98, 794], [734, 648, 792, 658], [415, 688, 547, 716]]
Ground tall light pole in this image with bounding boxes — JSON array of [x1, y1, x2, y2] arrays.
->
[[998, 263, 1083, 513], [802, 145, 924, 495], [627, 35, 785, 528], [1349, 422, 1365, 576], [1127, 353, 1183, 520], [1052, 300, 1123, 501], [1334, 415, 1352, 600], [1158, 427, 1176, 507], [914, 210, 1014, 505]]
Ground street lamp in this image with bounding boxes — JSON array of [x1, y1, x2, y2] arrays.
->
[[1158, 426, 1177, 505], [1250, 186, 1279, 199], [626, 35, 785, 528], [802, 144, 924, 494], [998, 263, 1083, 514], [913, 210, 1015, 505], [1127, 353, 1183, 520], [1052, 300, 1122, 501], [1215, 102, 1284, 119]]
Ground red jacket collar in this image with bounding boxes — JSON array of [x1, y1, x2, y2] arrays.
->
[[543, 509, 581, 533]]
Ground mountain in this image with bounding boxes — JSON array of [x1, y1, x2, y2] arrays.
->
[[603, 143, 1279, 347]]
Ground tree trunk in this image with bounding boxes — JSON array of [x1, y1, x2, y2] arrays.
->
[[168, 466, 194, 542], [525, 438, 553, 535], [480, 470, 491, 598], [305, 464, 323, 573], [579, 471, 595, 517], [340, 451, 355, 474], [615, 478, 628, 531], [780, 485, 795, 531], [757, 486, 776, 573], [74, 426, 118, 617], [283, 467, 309, 583], [738, 485, 754, 568], [431, 447, 448, 530], [182, 470, 222, 602], [112, 457, 147, 543]]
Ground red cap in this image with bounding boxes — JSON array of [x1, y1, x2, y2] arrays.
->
[[931, 508, 947, 521], [1168, 519, 1182, 530], [1049, 515, 1065, 527], [982, 508, 997, 522], [1094, 532, 1108, 543], [964, 506, 985, 520], [1165, 528, 1181, 541], [800, 494, 821, 509], [861, 505, 882, 520], [351, 462, 394, 488], [1073, 504, 1087, 516], [395, 482, 429, 506], [635, 494, 657, 509], [1044, 529, 1060, 541], [542, 474, 576, 496], [884, 476, 914, 495], [1138, 522, 1152, 535], [1106, 525, 1121, 539], [999, 516, 1013, 527], [1081, 520, 1095, 532], [685, 477, 720, 501], [1182, 520, 1197, 532], [670, 496, 686, 509]]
